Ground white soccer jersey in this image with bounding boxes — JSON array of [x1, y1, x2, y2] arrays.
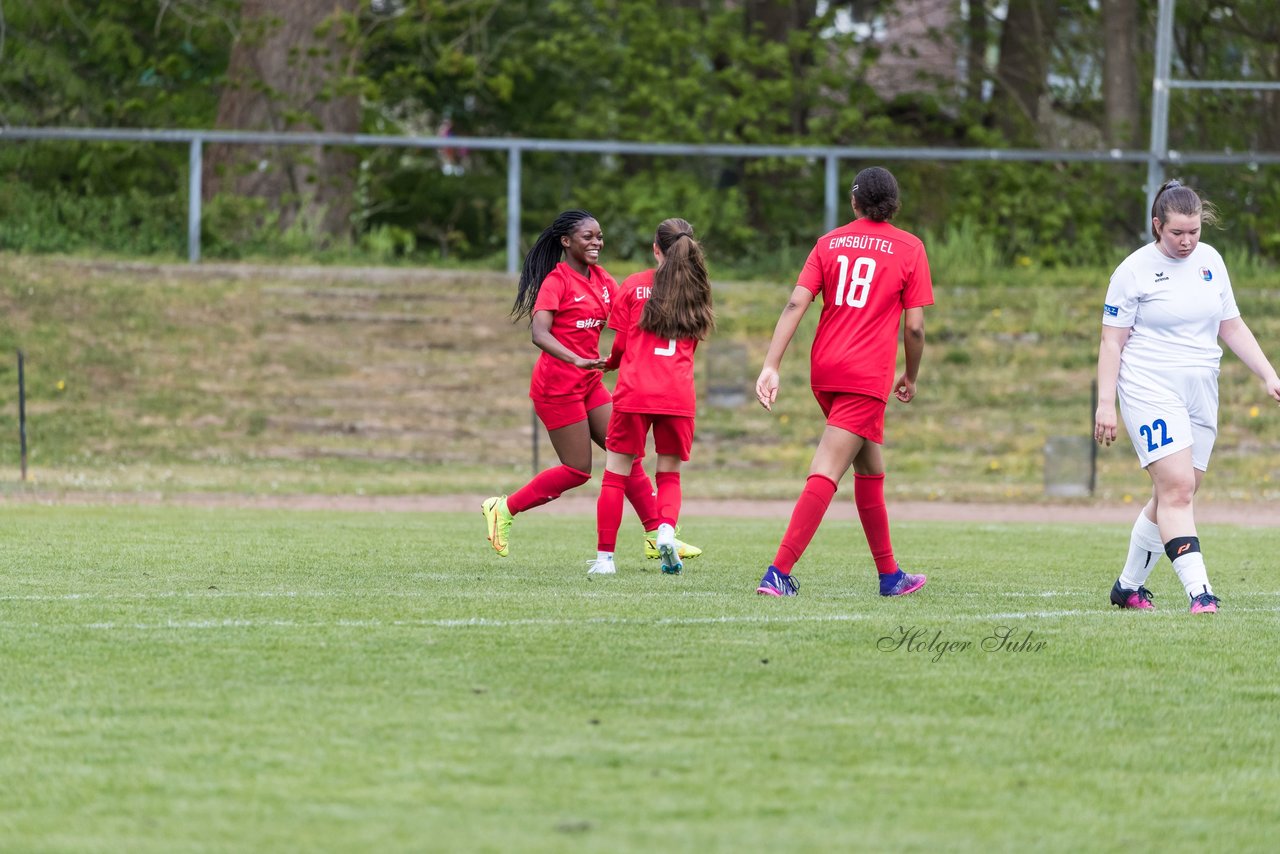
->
[[1102, 242, 1240, 370]]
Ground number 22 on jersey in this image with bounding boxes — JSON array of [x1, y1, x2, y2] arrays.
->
[[834, 255, 876, 308]]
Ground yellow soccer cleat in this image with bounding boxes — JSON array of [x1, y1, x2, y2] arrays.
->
[[481, 496, 513, 557], [644, 528, 702, 560]]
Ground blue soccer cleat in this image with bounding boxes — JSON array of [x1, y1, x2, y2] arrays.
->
[[879, 567, 927, 597], [756, 566, 798, 597]]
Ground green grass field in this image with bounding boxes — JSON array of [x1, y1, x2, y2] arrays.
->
[[3, 505, 1277, 852]]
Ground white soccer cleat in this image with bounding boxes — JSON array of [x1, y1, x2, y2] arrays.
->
[[587, 556, 616, 575], [656, 523, 682, 574]]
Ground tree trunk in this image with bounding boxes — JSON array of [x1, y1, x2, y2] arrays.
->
[[735, 1, 820, 232], [989, 0, 1057, 142], [203, 0, 361, 241], [1101, 0, 1141, 148], [744, 0, 819, 135], [1255, 22, 1280, 152], [966, 0, 989, 103]]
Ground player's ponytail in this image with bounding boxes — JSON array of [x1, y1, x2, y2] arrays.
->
[[512, 209, 595, 322], [851, 166, 901, 222], [639, 218, 716, 341], [1150, 179, 1218, 238]]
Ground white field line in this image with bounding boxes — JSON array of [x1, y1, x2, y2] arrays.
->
[[0, 589, 726, 602], [4, 606, 1280, 632], [5, 589, 1280, 603]]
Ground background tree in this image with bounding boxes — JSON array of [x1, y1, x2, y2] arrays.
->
[[3, 0, 1280, 266], [989, 0, 1059, 142], [202, 0, 362, 241], [1164, 0, 1280, 256], [965, 0, 990, 102], [0, 0, 234, 254], [1101, 0, 1142, 149]]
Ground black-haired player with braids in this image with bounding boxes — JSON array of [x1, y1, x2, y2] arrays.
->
[[482, 210, 701, 565]]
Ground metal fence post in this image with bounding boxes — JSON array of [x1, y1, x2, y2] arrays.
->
[[1145, 0, 1176, 235], [507, 145, 521, 276], [17, 349, 28, 481], [824, 154, 839, 233], [188, 137, 203, 264]]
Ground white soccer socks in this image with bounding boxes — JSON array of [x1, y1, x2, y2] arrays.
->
[[1118, 512, 1165, 590], [1165, 536, 1213, 599]]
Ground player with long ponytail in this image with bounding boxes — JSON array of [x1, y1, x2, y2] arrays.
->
[[482, 210, 702, 565], [589, 218, 715, 575]]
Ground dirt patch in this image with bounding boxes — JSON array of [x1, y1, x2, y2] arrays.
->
[[2, 491, 1276, 527]]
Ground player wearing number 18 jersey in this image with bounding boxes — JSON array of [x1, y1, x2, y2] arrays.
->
[[804, 213, 932, 409], [754, 167, 934, 598], [589, 218, 715, 576]]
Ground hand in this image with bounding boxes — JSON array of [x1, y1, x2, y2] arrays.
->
[[755, 366, 780, 411], [573, 355, 607, 371], [1265, 375, 1280, 404], [892, 373, 916, 403], [1094, 404, 1118, 446]]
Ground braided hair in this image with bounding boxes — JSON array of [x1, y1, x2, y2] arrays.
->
[[638, 218, 716, 341], [511, 209, 596, 321], [850, 166, 901, 222]]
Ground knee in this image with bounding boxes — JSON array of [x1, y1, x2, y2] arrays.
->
[[563, 465, 592, 488], [1157, 478, 1196, 508], [559, 451, 593, 475]]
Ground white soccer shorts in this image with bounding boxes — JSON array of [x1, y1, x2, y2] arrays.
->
[[1117, 361, 1219, 471]]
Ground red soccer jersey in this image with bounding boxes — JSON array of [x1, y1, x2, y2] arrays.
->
[[529, 262, 616, 399], [608, 269, 698, 416], [797, 218, 934, 400]]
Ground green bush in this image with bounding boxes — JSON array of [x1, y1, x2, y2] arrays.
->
[[0, 182, 185, 257], [4, 155, 1280, 279]]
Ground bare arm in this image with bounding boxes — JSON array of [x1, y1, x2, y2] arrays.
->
[[603, 327, 627, 372], [1094, 324, 1131, 445], [755, 286, 815, 411], [531, 310, 607, 371], [1219, 316, 1280, 403], [893, 306, 926, 403]]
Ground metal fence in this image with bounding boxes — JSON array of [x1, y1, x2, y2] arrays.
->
[[2, 0, 1278, 269], [5, 126, 1279, 272]]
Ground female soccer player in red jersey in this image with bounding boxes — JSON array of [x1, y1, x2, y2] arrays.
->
[[481, 210, 701, 562], [754, 167, 933, 597], [589, 218, 716, 576]]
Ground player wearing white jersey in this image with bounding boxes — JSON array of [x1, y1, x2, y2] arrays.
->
[[1095, 180, 1280, 614], [1105, 240, 1236, 473]]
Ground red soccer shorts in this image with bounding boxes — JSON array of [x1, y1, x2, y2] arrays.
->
[[606, 411, 695, 460], [532, 373, 612, 431], [812, 390, 886, 444]]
